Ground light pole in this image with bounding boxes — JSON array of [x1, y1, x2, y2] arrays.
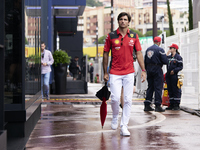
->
[[96, 21, 98, 63], [111, 0, 113, 32], [153, 0, 157, 38], [156, 14, 165, 47]]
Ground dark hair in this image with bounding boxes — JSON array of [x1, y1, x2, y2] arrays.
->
[[176, 50, 180, 55], [117, 12, 131, 22], [75, 56, 79, 59], [41, 41, 45, 45]]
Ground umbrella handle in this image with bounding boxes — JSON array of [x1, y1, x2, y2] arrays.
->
[[105, 82, 107, 86]]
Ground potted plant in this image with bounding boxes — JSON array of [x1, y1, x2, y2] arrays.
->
[[53, 49, 71, 94]]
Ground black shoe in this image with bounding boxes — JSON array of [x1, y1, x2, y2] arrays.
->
[[155, 106, 165, 112], [46, 95, 50, 100], [172, 104, 180, 110], [120, 104, 123, 109], [166, 104, 174, 110], [144, 105, 154, 111]]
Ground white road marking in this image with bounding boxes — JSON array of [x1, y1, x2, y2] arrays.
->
[[30, 110, 166, 140]]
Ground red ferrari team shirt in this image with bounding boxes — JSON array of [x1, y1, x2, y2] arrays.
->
[[104, 28, 142, 75]]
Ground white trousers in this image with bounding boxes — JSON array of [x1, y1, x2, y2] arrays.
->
[[109, 73, 134, 127]]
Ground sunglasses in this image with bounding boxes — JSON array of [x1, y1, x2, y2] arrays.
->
[[41, 54, 44, 58], [121, 38, 124, 45]]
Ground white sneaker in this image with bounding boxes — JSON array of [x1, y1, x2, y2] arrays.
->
[[120, 126, 130, 136], [111, 117, 118, 130]]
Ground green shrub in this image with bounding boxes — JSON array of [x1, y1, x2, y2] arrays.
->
[[53, 49, 71, 66]]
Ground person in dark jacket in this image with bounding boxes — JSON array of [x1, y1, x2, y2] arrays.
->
[[89, 63, 94, 83], [144, 36, 168, 112], [165, 44, 183, 110], [69, 56, 81, 80]]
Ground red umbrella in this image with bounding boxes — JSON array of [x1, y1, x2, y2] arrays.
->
[[100, 97, 107, 128], [96, 83, 110, 129]]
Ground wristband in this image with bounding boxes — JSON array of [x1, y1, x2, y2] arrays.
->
[[142, 69, 146, 72]]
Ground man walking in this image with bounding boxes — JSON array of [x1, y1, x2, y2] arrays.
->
[[41, 42, 54, 100], [103, 12, 146, 136], [144, 37, 168, 112]]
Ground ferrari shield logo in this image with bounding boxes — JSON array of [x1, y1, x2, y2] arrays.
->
[[115, 40, 120, 44], [147, 50, 154, 59], [130, 34, 134, 37]]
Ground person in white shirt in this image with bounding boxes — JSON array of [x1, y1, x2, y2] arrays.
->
[[41, 42, 54, 100]]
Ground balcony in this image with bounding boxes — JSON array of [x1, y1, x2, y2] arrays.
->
[[104, 23, 111, 29], [90, 32, 96, 35], [90, 18, 97, 23], [104, 16, 111, 22], [90, 25, 97, 30]]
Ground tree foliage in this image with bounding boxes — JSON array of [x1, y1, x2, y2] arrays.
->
[[145, 30, 162, 37], [129, 28, 144, 37], [145, 30, 170, 37], [86, 0, 103, 7], [188, 0, 193, 30], [167, 0, 175, 36], [25, 37, 29, 45], [98, 35, 106, 44]]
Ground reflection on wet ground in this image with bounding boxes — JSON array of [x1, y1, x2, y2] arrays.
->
[[26, 104, 200, 150]]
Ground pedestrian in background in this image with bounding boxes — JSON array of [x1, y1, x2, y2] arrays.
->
[[41, 42, 54, 100], [103, 12, 146, 136], [165, 44, 183, 110], [144, 37, 168, 112], [89, 63, 94, 83], [69, 56, 81, 80]]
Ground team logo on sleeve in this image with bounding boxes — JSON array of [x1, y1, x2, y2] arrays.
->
[[115, 40, 120, 44], [147, 50, 154, 58]]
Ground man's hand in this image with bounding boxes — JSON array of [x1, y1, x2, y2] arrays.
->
[[141, 71, 146, 82], [170, 70, 174, 75], [167, 49, 172, 56], [42, 63, 47, 66], [136, 51, 146, 83], [104, 73, 109, 82]]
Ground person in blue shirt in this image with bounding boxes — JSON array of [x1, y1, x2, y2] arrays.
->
[[144, 37, 168, 112], [165, 44, 183, 110]]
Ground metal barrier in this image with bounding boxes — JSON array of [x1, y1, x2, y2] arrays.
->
[[166, 26, 200, 109]]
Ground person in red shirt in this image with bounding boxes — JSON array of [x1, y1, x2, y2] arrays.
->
[[103, 12, 146, 136]]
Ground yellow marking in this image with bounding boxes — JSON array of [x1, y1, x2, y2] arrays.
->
[[45, 98, 144, 101]]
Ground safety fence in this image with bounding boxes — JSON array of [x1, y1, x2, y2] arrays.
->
[[166, 26, 200, 109]]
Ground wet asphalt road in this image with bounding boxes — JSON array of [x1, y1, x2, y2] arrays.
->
[[25, 103, 200, 150]]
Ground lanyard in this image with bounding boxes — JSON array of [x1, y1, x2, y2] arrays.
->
[[168, 56, 174, 66]]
